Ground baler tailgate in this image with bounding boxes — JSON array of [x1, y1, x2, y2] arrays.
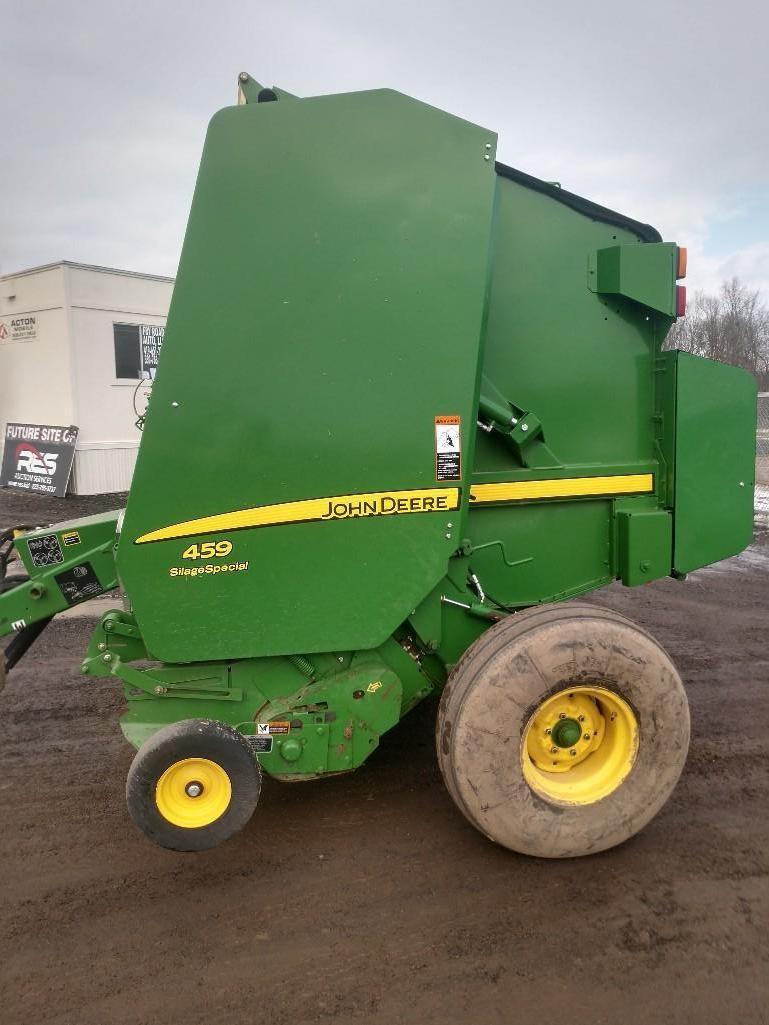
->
[[672, 352, 757, 574]]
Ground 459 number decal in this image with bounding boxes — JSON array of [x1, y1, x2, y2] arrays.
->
[[181, 540, 233, 561], [169, 539, 247, 579]]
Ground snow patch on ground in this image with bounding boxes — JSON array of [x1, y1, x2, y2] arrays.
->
[[755, 483, 769, 523], [690, 543, 769, 578]]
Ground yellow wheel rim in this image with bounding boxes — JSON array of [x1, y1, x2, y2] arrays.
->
[[155, 757, 232, 828], [522, 686, 638, 805]]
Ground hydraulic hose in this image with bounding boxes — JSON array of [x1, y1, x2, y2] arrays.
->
[[3, 617, 54, 676]]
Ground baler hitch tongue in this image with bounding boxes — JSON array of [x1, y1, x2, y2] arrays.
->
[[0, 511, 120, 675]]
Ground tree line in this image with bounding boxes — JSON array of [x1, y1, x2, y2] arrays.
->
[[665, 278, 769, 391]]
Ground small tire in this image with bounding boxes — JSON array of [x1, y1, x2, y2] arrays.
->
[[437, 602, 689, 858], [126, 719, 261, 852]]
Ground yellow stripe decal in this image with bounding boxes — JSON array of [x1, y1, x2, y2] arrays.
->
[[469, 473, 654, 504], [135, 488, 461, 545]]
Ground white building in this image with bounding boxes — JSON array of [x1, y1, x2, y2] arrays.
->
[[0, 261, 173, 494]]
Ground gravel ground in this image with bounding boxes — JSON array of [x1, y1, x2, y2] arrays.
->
[[1, 488, 768, 1025]]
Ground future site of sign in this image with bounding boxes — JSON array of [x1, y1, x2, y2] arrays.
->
[[0, 422, 78, 497]]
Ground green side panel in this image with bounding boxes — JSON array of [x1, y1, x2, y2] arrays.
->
[[673, 352, 756, 573], [616, 509, 672, 586], [467, 171, 667, 604], [117, 89, 497, 662], [591, 242, 678, 316], [464, 500, 613, 605], [479, 175, 658, 472]]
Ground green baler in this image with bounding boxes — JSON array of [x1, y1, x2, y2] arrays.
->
[[0, 76, 757, 856]]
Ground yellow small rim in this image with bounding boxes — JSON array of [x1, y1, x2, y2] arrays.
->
[[155, 757, 232, 828], [521, 686, 638, 805]]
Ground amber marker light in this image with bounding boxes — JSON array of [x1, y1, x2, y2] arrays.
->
[[676, 246, 688, 279]]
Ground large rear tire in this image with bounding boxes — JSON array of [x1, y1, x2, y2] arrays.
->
[[436, 602, 689, 858]]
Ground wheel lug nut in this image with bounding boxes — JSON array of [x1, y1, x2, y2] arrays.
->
[[550, 746, 558, 754], [570, 749, 577, 756], [545, 728, 552, 735], [558, 712, 567, 719], [583, 733, 591, 741], [578, 715, 585, 722], [185, 781, 203, 798]]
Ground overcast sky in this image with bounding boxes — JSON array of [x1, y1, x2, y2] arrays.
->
[[1, 0, 767, 299]]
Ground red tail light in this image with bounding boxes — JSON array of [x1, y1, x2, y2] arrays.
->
[[676, 285, 687, 317]]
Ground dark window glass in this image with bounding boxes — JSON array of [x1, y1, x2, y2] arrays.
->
[[114, 324, 141, 378]]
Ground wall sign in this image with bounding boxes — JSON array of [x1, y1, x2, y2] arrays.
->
[[0, 315, 37, 343], [0, 422, 78, 498], [140, 324, 164, 377], [113, 323, 165, 379]]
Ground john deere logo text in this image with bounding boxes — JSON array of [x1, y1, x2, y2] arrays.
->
[[321, 493, 452, 520], [134, 487, 461, 545]]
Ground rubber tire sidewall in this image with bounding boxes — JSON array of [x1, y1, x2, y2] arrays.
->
[[126, 719, 262, 852], [437, 603, 690, 858]]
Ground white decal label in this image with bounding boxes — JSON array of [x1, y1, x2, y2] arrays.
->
[[435, 415, 462, 481]]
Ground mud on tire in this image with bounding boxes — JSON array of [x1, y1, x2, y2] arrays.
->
[[126, 719, 262, 852], [436, 602, 690, 858]]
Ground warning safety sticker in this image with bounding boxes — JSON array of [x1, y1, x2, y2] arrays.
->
[[28, 534, 64, 568], [257, 721, 291, 735], [435, 416, 461, 481], [54, 562, 104, 606]]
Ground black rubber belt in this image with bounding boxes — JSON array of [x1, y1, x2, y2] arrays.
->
[[495, 161, 662, 243]]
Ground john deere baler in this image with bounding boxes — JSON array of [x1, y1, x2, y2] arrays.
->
[[0, 75, 756, 856]]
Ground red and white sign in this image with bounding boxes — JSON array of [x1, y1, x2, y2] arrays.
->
[[0, 315, 37, 343], [1, 422, 78, 497]]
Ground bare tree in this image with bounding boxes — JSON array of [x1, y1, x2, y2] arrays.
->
[[666, 278, 769, 389]]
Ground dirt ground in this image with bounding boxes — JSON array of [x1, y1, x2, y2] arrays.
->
[[1, 489, 768, 1025]]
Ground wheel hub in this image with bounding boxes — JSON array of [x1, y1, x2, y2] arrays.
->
[[528, 691, 603, 772], [155, 757, 232, 828], [522, 685, 639, 804], [550, 717, 582, 749]]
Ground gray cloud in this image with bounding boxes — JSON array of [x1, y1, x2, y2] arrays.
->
[[1, 0, 767, 295]]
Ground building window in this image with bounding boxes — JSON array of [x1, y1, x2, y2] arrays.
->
[[113, 323, 164, 379], [114, 324, 142, 378]]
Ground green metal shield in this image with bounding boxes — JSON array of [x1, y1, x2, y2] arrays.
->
[[672, 352, 756, 574], [117, 89, 497, 662]]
